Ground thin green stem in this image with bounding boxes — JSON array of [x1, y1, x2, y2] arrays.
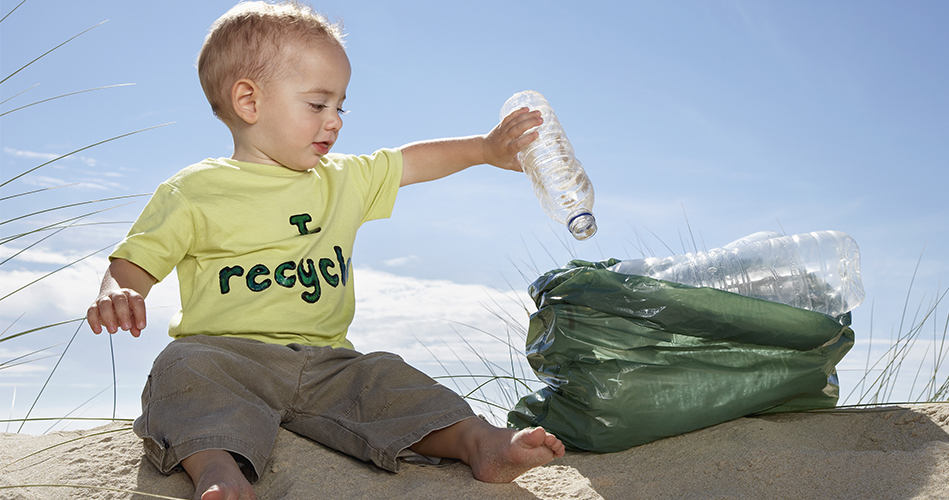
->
[[0, 318, 85, 343], [16, 321, 84, 433], [0, 0, 28, 24], [0, 225, 70, 266], [0, 183, 79, 202], [44, 384, 114, 434], [0, 193, 149, 227], [0, 83, 134, 117], [0, 244, 114, 302], [109, 329, 117, 420], [0, 205, 136, 246], [0, 82, 38, 106], [0, 344, 64, 370], [0, 122, 171, 187], [0, 20, 108, 85]]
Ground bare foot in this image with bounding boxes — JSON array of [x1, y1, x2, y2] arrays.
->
[[411, 417, 565, 483], [467, 426, 566, 483], [180, 449, 256, 500]]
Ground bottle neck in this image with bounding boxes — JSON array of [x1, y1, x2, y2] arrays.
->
[[568, 211, 597, 240]]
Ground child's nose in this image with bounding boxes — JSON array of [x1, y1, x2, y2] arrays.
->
[[326, 113, 343, 131]]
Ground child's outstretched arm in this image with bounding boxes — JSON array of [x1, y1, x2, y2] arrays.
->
[[399, 107, 542, 186], [87, 258, 157, 337]]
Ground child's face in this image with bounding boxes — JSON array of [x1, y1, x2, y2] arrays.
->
[[250, 40, 351, 171]]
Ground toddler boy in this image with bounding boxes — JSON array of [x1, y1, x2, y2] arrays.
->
[[86, 2, 564, 499]]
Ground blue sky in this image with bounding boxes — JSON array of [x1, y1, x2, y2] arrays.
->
[[2, 0, 947, 434]]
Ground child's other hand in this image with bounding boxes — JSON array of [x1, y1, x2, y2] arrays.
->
[[483, 107, 542, 172], [87, 287, 147, 337], [87, 259, 155, 337]]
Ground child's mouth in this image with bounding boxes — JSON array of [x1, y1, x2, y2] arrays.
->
[[313, 142, 331, 155]]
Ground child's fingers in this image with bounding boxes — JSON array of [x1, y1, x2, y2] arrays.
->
[[93, 296, 121, 334], [86, 305, 104, 335], [512, 127, 540, 150], [127, 291, 147, 336], [89, 290, 146, 336], [502, 108, 542, 138], [110, 291, 137, 333]]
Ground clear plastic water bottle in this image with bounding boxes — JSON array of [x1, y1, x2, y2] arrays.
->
[[608, 230, 866, 317], [501, 90, 597, 241]]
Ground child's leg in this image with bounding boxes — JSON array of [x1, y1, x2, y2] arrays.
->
[[134, 337, 306, 498], [284, 347, 564, 482], [180, 450, 256, 500], [409, 416, 565, 483]]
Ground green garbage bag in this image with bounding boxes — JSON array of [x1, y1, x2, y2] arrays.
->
[[508, 259, 854, 453]]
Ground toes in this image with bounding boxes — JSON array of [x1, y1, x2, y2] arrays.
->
[[519, 427, 549, 448]]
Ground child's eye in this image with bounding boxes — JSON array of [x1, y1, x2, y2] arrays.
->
[[309, 103, 348, 115]]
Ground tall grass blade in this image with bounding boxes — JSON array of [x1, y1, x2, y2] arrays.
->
[[682, 203, 698, 253], [0, 0, 28, 24], [4, 388, 14, 433], [0, 122, 172, 187], [643, 225, 675, 256], [0, 193, 149, 226], [15, 320, 84, 433], [414, 337, 462, 394], [0, 243, 114, 302], [43, 384, 113, 434], [0, 225, 71, 266], [1, 312, 26, 336], [0, 20, 108, 85], [0, 319, 84, 343], [0, 83, 134, 117], [0, 343, 64, 369], [0, 205, 135, 246], [1, 353, 63, 371], [109, 329, 117, 419], [0, 82, 39, 106], [0, 183, 78, 202]]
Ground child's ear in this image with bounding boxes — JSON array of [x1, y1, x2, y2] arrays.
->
[[231, 79, 261, 124]]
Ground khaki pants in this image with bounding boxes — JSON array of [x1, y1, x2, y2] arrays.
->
[[133, 335, 474, 480]]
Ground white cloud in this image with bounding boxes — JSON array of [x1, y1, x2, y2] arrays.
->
[[19, 172, 127, 192], [2, 147, 60, 162], [381, 255, 418, 267], [18, 175, 70, 188], [3, 148, 125, 190], [0, 245, 102, 265]]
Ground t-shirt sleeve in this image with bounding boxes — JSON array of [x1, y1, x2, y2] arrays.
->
[[344, 148, 403, 223], [109, 182, 195, 283]]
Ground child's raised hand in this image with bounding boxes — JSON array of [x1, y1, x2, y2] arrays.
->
[[482, 107, 542, 172]]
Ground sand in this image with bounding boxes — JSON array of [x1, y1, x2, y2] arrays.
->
[[1, 403, 947, 500]]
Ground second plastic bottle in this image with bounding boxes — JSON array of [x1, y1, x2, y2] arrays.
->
[[501, 90, 597, 240], [607, 230, 866, 318]]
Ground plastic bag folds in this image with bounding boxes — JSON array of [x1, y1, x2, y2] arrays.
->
[[508, 259, 854, 453]]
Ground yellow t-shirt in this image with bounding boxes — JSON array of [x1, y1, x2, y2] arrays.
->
[[110, 150, 402, 349]]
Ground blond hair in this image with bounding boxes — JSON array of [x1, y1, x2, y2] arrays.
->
[[197, 1, 345, 123]]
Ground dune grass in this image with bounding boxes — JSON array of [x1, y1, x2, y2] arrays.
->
[[0, 1, 163, 436]]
